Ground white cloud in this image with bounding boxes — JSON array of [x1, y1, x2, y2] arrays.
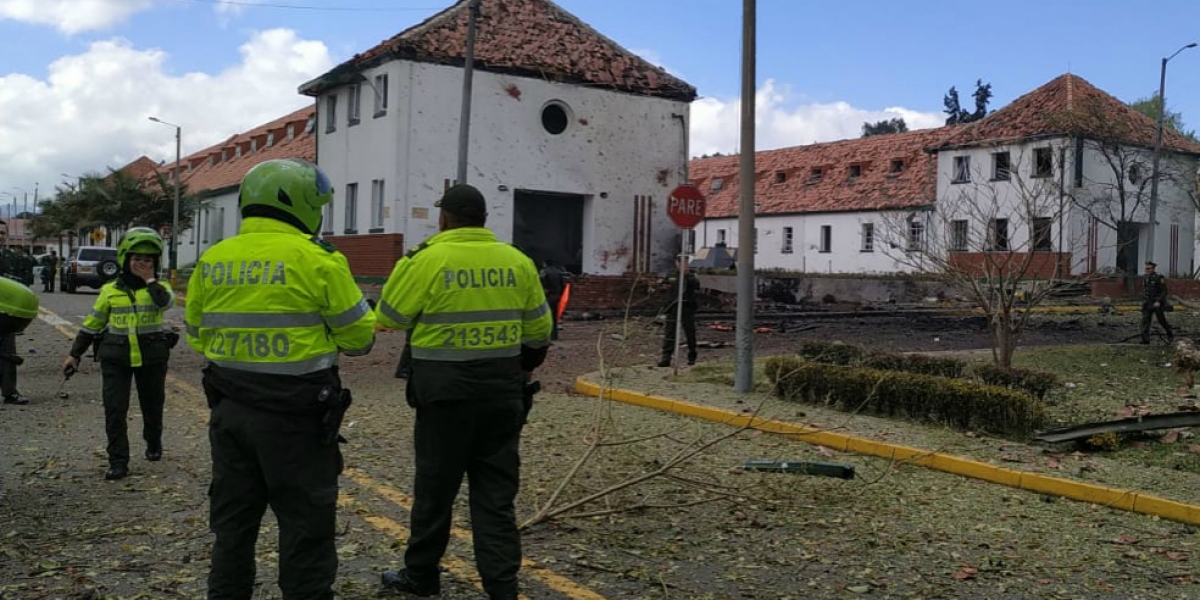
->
[[0, 0, 155, 34], [0, 28, 332, 197], [689, 79, 944, 157]]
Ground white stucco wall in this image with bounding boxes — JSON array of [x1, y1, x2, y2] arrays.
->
[[315, 61, 690, 275]]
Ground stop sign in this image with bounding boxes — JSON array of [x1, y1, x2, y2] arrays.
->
[[666, 184, 706, 229]]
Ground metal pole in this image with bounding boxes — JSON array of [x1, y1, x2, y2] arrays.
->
[[672, 236, 686, 373], [456, 0, 481, 185], [171, 124, 181, 285], [734, 0, 756, 393], [1147, 43, 1196, 265]]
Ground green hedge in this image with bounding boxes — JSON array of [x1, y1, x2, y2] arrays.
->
[[795, 339, 967, 379], [973, 364, 1059, 400], [766, 356, 1046, 437]]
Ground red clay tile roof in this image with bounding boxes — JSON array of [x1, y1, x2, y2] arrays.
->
[[119, 156, 162, 180], [301, 0, 695, 101], [932, 74, 1200, 155], [690, 127, 952, 219], [150, 106, 316, 196]]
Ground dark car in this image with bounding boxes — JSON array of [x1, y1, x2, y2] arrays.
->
[[61, 246, 119, 293]]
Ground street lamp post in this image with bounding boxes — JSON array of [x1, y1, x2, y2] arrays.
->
[[1146, 42, 1196, 266], [149, 116, 182, 285]]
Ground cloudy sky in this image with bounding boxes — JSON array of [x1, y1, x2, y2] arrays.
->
[[2, 0, 1199, 212]]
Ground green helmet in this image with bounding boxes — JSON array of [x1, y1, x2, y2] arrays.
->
[[239, 158, 333, 233], [0, 276, 38, 336], [118, 227, 164, 268]]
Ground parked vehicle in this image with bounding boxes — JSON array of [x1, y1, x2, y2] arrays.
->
[[61, 246, 119, 293]]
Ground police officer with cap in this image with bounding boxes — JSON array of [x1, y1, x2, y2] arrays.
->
[[376, 183, 553, 600], [1140, 260, 1173, 344]]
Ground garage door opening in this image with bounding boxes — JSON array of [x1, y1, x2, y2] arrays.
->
[[513, 190, 584, 274]]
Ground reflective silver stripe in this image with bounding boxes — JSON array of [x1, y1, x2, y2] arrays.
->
[[411, 346, 520, 361], [110, 306, 144, 315], [342, 336, 375, 356], [378, 301, 411, 326], [200, 312, 324, 328], [208, 353, 339, 375], [186, 323, 200, 337], [107, 324, 166, 335], [524, 303, 550, 320], [522, 336, 551, 349], [89, 310, 107, 321], [81, 326, 102, 335], [325, 298, 370, 329], [420, 309, 523, 325]]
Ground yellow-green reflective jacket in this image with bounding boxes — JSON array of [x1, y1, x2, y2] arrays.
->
[[82, 279, 175, 368], [375, 227, 552, 361], [184, 218, 376, 376]]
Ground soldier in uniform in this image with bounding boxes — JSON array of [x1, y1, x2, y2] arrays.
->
[[40, 250, 59, 292], [1141, 261, 1173, 344], [0, 220, 33, 404], [658, 256, 700, 367]]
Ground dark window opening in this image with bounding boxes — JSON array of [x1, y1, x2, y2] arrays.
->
[[541, 104, 568, 135], [1032, 217, 1053, 251], [1034, 147, 1053, 177]]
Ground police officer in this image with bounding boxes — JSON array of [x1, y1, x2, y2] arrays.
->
[[658, 256, 700, 367], [63, 228, 174, 480], [185, 159, 376, 599], [0, 220, 34, 405], [41, 250, 58, 292], [376, 183, 552, 600], [1140, 261, 1173, 344]]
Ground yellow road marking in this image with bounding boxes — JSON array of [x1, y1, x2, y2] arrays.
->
[[345, 468, 609, 600]]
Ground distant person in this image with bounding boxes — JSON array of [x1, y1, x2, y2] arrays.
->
[[62, 228, 175, 480], [0, 220, 33, 405], [658, 256, 700, 368], [540, 259, 568, 340], [1140, 261, 1173, 344], [40, 250, 58, 292]]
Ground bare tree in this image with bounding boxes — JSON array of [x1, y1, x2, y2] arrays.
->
[[881, 148, 1077, 368]]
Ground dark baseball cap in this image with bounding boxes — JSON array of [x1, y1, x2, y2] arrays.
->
[[1146, 261, 1158, 267], [435, 184, 487, 216]]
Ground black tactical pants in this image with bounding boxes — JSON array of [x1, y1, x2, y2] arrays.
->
[[661, 305, 698, 362], [100, 360, 167, 468], [546, 295, 562, 341], [405, 397, 525, 599], [0, 333, 17, 398], [207, 398, 341, 600], [1141, 304, 1174, 343]]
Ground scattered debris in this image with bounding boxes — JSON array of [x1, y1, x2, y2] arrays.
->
[[1035, 412, 1200, 444], [742, 459, 855, 479]]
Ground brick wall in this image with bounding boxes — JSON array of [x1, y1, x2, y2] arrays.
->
[[948, 252, 1070, 279], [326, 233, 404, 279], [1092, 277, 1200, 301], [566, 273, 661, 312]]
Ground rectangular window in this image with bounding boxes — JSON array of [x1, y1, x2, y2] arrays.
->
[[216, 207, 225, 242], [324, 94, 337, 133], [988, 218, 1009, 251], [371, 179, 385, 228], [347, 84, 361, 125], [1034, 147, 1053, 177], [344, 183, 358, 233], [992, 151, 1010, 180], [808, 167, 824, 184], [781, 226, 794, 253], [686, 229, 695, 254], [774, 171, 787, 184], [819, 225, 831, 253], [890, 159, 904, 174], [753, 228, 759, 254], [321, 200, 334, 235], [952, 156, 971, 183], [711, 178, 723, 191], [950, 220, 969, 251], [907, 220, 925, 251], [861, 223, 874, 252], [848, 164, 862, 180], [716, 228, 727, 245], [1032, 217, 1053, 251], [373, 73, 389, 117]]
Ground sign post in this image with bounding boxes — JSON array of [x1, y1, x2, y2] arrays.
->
[[666, 184, 706, 372]]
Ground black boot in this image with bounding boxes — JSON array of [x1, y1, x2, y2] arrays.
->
[[145, 443, 162, 461], [657, 356, 671, 368], [105, 464, 129, 480], [380, 569, 440, 596]]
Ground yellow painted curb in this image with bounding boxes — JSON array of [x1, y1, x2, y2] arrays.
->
[[573, 377, 1200, 527]]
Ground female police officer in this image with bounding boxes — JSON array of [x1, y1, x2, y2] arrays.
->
[[62, 227, 175, 480]]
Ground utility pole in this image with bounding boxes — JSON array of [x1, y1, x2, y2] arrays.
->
[[734, 0, 756, 393], [456, 0, 481, 185], [1146, 42, 1195, 265]]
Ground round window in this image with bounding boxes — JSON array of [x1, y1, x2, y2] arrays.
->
[[541, 102, 569, 135]]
